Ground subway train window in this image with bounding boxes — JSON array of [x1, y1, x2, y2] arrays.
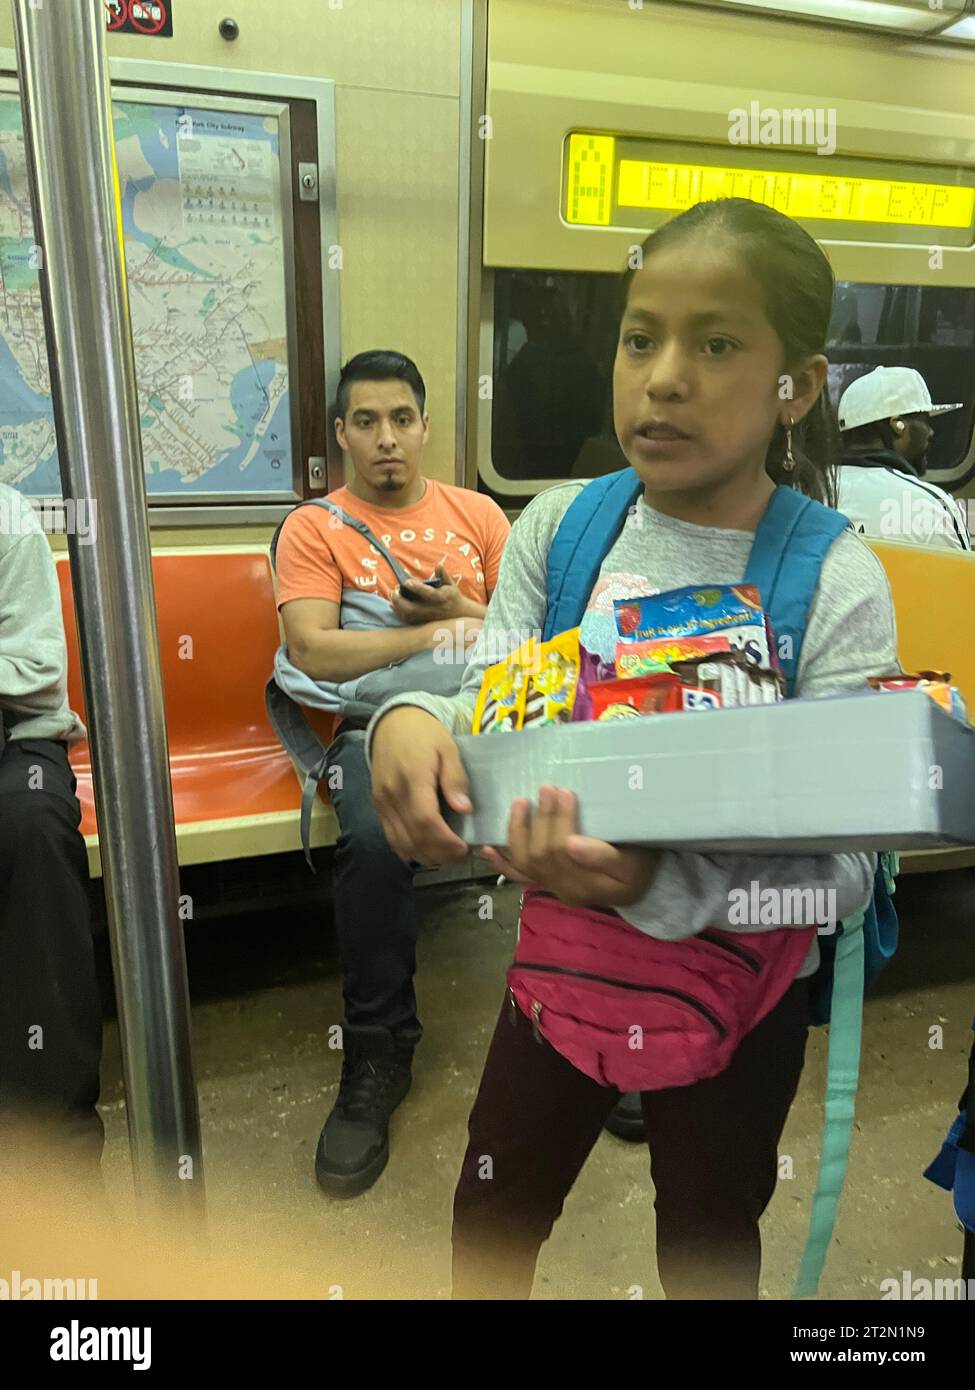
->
[[490, 270, 622, 484], [827, 282, 975, 478], [489, 272, 975, 487]]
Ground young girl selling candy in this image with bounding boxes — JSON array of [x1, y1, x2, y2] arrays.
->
[[367, 199, 899, 1300]]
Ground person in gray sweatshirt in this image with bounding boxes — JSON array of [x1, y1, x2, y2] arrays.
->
[[0, 481, 102, 1174], [368, 200, 898, 1299]]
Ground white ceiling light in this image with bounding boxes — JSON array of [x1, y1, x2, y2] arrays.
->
[[703, 0, 973, 38], [940, 15, 975, 37]]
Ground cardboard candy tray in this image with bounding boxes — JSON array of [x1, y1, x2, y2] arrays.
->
[[444, 690, 975, 853]]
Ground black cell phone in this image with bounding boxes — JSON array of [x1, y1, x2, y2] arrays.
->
[[398, 577, 445, 598]]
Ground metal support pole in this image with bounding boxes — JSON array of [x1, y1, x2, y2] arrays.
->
[[12, 0, 204, 1217]]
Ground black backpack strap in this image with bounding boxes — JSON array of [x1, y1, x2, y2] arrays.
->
[[269, 497, 413, 588]]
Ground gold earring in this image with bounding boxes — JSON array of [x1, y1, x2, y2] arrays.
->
[[783, 418, 796, 473]]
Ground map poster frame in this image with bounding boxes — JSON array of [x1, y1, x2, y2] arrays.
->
[[0, 59, 339, 518]]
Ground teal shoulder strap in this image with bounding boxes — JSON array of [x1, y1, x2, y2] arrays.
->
[[793, 922, 866, 1298], [796, 851, 899, 1296], [543, 470, 644, 640], [743, 486, 848, 697]]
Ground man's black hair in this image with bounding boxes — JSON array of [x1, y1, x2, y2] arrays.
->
[[334, 350, 426, 420]]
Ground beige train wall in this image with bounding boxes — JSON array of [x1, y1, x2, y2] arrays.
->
[[0, 0, 464, 511]]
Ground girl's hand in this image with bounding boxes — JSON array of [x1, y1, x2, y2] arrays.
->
[[371, 706, 473, 866], [481, 786, 659, 910]]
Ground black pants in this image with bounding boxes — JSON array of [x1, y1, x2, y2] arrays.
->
[[0, 738, 103, 1167], [452, 977, 810, 1300], [325, 729, 422, 1053]]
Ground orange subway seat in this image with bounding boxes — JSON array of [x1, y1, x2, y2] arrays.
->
[[56, 551, 337, 840]]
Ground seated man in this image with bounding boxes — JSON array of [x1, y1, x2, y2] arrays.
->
[[275, 349, 510, 1195], [0, 483, 102, 1176], [836, 366, 970, 550]]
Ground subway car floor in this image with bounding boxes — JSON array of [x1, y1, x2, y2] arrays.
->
[[91, 869, 975, 1301]]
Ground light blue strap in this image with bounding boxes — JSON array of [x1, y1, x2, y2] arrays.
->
[[299, 757, 330, 873], [793, 922, 865, 1298], [270, 497, 413, 587]]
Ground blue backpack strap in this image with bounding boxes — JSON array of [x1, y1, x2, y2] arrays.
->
[[543, 469, 644, 640], [743, 486, 849, 698], [793, 922, 866, 1298]]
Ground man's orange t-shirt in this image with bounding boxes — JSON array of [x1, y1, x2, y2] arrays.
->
[[274, 479, 510, 610]]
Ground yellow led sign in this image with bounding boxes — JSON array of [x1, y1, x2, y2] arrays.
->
[[566, 132, 615, 226], [613, 159, 974, 230]]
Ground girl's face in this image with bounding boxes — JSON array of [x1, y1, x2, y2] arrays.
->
[[613, 240, 824, 504]]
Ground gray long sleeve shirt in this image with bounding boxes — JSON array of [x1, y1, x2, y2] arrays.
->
[[367, 483, 901, 978], [0, 483, 85, 744]]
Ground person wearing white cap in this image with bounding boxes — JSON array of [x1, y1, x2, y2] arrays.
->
[[836, 366, 970, 551]]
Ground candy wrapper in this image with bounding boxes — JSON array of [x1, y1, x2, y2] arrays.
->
[[572, 644, 618, 723], [474, 630, 583, 733], [671, 650, 784, 707], [473, 638, 535, 734], [868, 671, 968, 723], [614, 583, 775, 669], [589, 674, 685, 719], [615, 634, 731, 679], [524, 629, 581, 728], [588, 648, 783, 723], [589, 672, 723, 719]]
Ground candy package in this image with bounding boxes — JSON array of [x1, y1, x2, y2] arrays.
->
[[589, 674, 685, 720], [588, 672, 723, 719], [472, 638, 535, 734], [571, 644, 618, 724], [615, 634, 731, 679], [671, 650, 784, 707], [868, 671, 968, 723], [614, 583, 775, 669], [524, 628, 582, 728]]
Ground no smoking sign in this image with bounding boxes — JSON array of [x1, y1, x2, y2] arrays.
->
[[105, 1, 174, 37]]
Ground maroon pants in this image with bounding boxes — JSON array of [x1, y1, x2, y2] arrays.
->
[[452, 977, 810, 1300]]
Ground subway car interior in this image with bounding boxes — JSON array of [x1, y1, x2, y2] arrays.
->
[[2, 0, 975, 1336]]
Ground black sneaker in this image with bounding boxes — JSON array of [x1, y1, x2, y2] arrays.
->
[[604, 1091, 645, 1142], [315, 1046, 413, 1196]]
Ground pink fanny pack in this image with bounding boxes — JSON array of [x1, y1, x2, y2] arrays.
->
[[507, 889, 815, 1092]]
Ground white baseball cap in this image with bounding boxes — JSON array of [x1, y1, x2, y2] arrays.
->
[[838, 366, 963, 431]]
